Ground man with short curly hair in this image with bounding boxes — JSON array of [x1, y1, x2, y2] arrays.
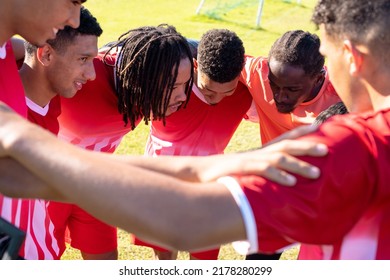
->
[[242, 30, 341, 145]]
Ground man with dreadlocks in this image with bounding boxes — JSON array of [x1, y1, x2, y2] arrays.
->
[[241, 30, 341, 260], [134, 29, 253, 260], [46, 24, 193, 259], [242, 30, 341, 145]]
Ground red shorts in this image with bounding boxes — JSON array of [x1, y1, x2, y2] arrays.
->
[[133, 236, 220, 260], [48, 201, 117, 255]]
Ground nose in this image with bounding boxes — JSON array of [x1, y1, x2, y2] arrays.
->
[[273, 88, 288, 102], [84, 61, 96, 81], [175, 86, 188, 103], [66, 6, 81, 29]]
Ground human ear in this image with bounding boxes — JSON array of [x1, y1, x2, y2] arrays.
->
[[343, 40, 363, 76], [36, 45, 53, 66]]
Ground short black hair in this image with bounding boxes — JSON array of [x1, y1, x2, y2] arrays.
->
[[197, 29, 245, 83], [25, 6, 102, 56], [313, 101, 348, 126], [268, 30, 324, 78], [312, 0, 390, 63]]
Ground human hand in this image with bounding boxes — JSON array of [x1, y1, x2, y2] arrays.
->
[[199, 130, 327, 186]]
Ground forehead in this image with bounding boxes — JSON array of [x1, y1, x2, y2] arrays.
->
[[175, 57, 192, 82], [71, 35, 98, 50], [51, 35, 97, 62], [268, 59, 308, 82], [197, 70, 238, 90]]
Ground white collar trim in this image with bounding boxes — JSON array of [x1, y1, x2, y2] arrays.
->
[[26, 97, 49, 116], [0, 43, 6, 59]]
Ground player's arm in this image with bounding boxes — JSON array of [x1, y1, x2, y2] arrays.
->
[[0, 157, 66, 201], [0, 104, 245, 250], [111, 124, 325, 185]]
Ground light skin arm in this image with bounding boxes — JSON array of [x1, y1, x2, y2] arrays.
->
[[0, 103, 326, 251], [112, 124, 325, 185], [0, 157, 66, 201]]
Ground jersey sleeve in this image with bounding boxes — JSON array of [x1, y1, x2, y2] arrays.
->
[[220, 114, 380, 254]]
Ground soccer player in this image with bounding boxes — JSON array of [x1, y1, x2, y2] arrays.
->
[[0, 0, 84, 119], [242, 29, 342, 260], [48, 24, 193, 260], [242, 30, 341, 145], [1, 0, 387, 260], [135, 29, 252, 260], [0, 0, 84, 259], [19, 6, 102, 259]]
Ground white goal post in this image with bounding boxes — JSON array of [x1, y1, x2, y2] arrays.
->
[[196, 0, 302, 27]]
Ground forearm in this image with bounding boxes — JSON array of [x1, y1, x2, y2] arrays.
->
[[3, 118, 245, 250], [0, 157, 66, 201], [111, 153, 226, 182]]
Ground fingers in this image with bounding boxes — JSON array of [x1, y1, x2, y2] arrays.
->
[[266, 139, 328, 157], [274, 153, 321, 179], [245, 157, 318, 187]]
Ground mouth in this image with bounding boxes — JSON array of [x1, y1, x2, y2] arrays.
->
[[75, 81, 84, 91], [168, 102, 183, 112], [275, 101, 294, 113]]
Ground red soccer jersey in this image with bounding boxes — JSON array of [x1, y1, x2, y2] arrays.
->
[[0, 97, 62, 260], [47, 52, 129, 256], [57, 52, 140, 153], [26, 96, 61, 135], [0, 41, 27, 117], [221, 109, 390, 259], [138, 81, 252, 260], [240, 56, 341, 144], [145, 81, 253, 156], [0, 41, 56, 260]]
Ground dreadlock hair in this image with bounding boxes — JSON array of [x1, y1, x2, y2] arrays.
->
[[268, 30, 324, 78], [312, 0, 390, 64], [25, 6, 102, 57], [197, 29, 245, 83], [105, 24, 194, 129]]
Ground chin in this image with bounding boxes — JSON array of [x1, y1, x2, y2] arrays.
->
[[276, 107, 293, 114]]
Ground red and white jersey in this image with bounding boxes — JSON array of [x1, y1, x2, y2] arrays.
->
[[27, 95, 61, 135], [56, 52, 140, 153], [0, 97, 62, 260], [221, 109, 390, 259], [145, 82, 252, 156], [240, 56, 341, 144], [0, 41, 27, 117], [0, 41, 58, 260]]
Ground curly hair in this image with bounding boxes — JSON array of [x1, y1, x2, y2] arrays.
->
[[312, 0, 390, 63], [197, 29, 245, 83], [104, 24, 194, 129], [268, 30, 324, 78], [25, 6, 102, 57], [313, 101, 348, 126]]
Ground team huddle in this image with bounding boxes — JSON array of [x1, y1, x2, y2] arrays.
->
[[1, 0, 390, 260]]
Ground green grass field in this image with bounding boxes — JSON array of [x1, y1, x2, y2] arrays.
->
[[61, 0, 319, 260]]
